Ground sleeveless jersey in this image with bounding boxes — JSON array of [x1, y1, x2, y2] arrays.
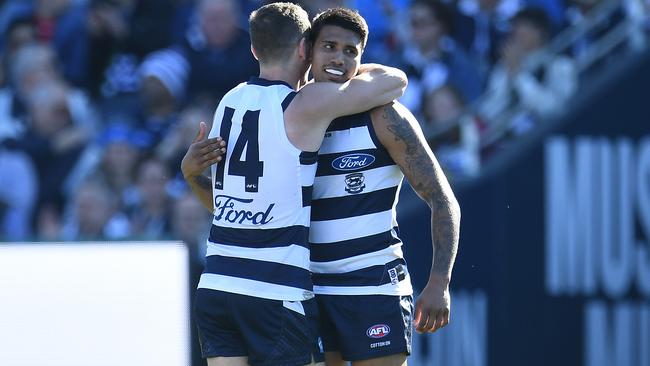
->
[[309, 111, 413, 296], [198, 77, 318, 301]]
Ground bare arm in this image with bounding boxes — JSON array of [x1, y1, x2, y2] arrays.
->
[[371, 101, 461, 333], [288, 63, 407, 128], [185, 174, 214, 212], [180, 121, 225, 212]]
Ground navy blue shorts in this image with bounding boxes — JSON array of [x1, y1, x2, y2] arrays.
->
[[194, 288, 325, 366], [316, 294, 413, 361]]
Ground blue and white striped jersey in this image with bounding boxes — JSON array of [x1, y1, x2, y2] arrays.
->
[[310, 111, 413, 296], [198, 77, 318, 301]]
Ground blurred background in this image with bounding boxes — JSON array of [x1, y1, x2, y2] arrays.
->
[[0, 0, 647, 365]]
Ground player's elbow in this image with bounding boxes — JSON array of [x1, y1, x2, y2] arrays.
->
[[379, 69, 408, 103], [371, 66, 407, 92], [389, 67, 408, 97], [397, 68, 408, 89]]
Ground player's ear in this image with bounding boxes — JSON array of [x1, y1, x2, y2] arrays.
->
[[298, 37, 311, 61], [250, 45, 259, 61]]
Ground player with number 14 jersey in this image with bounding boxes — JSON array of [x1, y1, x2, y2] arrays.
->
[[198, 78, 317, 302]]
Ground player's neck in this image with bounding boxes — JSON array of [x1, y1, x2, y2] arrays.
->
[[258, 65, 302, 90]]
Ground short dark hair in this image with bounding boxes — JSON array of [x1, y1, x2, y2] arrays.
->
[[249, 2, 311, 64], [512, 7, 551, 39], [309, 7, 369, 50]]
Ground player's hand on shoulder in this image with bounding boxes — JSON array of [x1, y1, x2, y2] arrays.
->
[[181, 121, 226, 180], [414, 277, 451, 334]]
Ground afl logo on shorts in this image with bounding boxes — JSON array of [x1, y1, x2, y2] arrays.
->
[[366, 324, 391, 338]]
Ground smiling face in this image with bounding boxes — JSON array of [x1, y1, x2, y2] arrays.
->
[[310, 25, 363, 83]]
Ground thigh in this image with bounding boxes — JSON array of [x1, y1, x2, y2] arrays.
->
[[316, 295, 414, 362], [307, 354, 327, 366], [207, 356, 249, 366], [352, 354, 406, 366], [324, 351, 346, 366]]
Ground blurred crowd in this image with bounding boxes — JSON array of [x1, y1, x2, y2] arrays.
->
[[0, 0, 647, 242]]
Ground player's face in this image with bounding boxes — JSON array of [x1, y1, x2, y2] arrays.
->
[[310, 25, 362, 84]]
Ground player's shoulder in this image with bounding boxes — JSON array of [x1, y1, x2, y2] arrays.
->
[[220, 81, 249, 99], [286, 81, 339, 124], [223, 79, 292, 106]]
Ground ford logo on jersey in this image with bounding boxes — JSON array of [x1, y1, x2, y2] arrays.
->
[[332, 153, 375, 171], [366, 324, 390, 339], [214, 195, 275, 225]]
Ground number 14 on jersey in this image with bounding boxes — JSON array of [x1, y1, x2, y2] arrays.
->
[[214, 107, 264, 192]]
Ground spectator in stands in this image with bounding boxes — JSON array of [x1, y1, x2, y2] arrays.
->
[[54, 0, 132, 95], [60, 177, 130, 241], [127, 157, 173, 240], [1, 15, 36, 82], [134, 48, 189, 152], [1, 43, 97, 142], [68, 48, 189, 196], [349, 0, 411, 63], [479, 7, 577, 134], [396, 0, 484, 113], [62, 48, 188, 198], [0, 0, 111, 91], [20, 80, 92, 220], [0, 43, 98, 214], [1, 43, 60, 131], [453, 0, 512, 75], [0, 0, 72, 48], [422, 84, 481, 178], [171, 191, 211, 259], [175, 0, 258, 103], [53, 0, 176, 98], [456, 0, 564, 29], [94, 123, 145, 210]]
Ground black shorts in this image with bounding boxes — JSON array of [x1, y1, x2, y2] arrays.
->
[[194, 288, 325, 366], [316, 294, 413, 361]]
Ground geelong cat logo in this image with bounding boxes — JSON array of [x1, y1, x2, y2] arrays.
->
[[332, 153, 375, 171], [344, 173, 365, 194], [366, 324, 390, 338]]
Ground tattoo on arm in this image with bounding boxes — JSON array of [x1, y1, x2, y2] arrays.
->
[[384, 107, 432, 196], [383, 106, 460, 278]]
